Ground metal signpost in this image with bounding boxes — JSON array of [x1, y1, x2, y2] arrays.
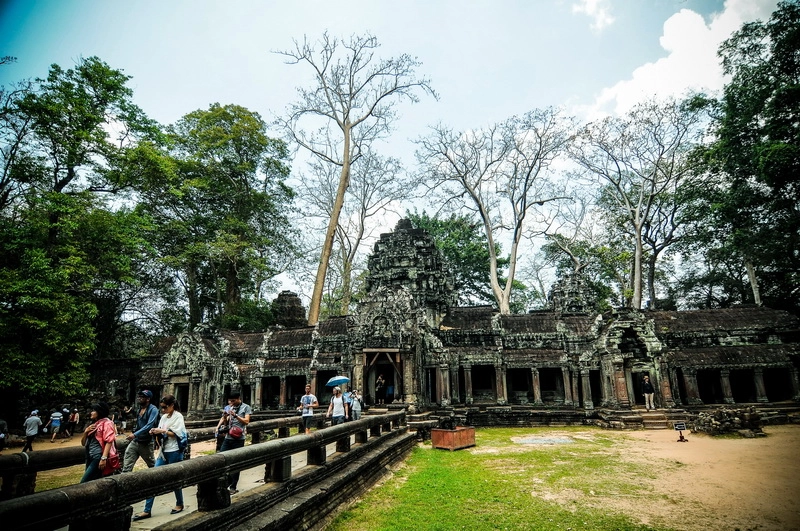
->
[[673, 421, 688, 442]]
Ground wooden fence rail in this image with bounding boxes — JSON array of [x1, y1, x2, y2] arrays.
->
[[0, 412, 406, 531]]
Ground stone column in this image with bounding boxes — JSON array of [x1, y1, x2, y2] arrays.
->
[[253, 378, 263, 410], [562, 368, 573, 406], [682, 368, 703, 405], [612, 363, 630, 408], [720, 369, 735, 404], [450, 366, 460, 404], [790, 366, 800, 402], [497, 364, 507, 405], [464, 365, 473, 405], [657, 361, 676, 409], [753, 368, 769, 403], [532, 368, 543, 405], [439, 365, 450, 404], [580, 369, 594, 410], [278, 376, 287, 408]]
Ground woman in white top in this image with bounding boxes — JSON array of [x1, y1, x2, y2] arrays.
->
[[133, 394, 187, 521]]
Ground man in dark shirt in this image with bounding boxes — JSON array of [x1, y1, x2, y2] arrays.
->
[[122, 390, 159, 472]]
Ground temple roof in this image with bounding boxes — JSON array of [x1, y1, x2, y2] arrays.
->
[[268, 327, 315, 347], [440, 306, 496, 330], [666, 343, 800, 366], [651, 306, 800, 333]]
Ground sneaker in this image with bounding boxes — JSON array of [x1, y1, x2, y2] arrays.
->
[[228, 488, 238, 495]]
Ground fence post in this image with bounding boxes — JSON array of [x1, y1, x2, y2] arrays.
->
[[196, 476, 231, 511]]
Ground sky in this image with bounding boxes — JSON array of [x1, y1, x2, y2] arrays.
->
[[0, 0, 780, 153], [0, 0, 782, 295]]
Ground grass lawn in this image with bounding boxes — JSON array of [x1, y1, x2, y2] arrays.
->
[[327, 427, 671, 531]]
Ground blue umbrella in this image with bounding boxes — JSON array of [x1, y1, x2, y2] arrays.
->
[[326, 375, 350, 387]]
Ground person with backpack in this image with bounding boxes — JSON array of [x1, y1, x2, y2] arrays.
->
[[123, 390, 159, 472], [217, 391, 251, 495], [133, 394, 186, 521], [326, 387, 348, 425]]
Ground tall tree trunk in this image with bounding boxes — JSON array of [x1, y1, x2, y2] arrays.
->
[[745, 259, 761, 306], [632, 225, 644, 309], [647, 255, 657, 309], [187, 266, 201, 329], [308, 126, 351, 325]]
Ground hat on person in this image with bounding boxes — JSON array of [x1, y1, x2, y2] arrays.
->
[[137, 390, 153, 398], [31, 410, 38, 415]]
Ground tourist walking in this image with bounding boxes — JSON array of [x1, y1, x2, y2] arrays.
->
[[22, 411, 41, 452], [642, 375, 656, 411], [218, 391, 251, 495], [349, 389, 363, 420], [326, 387, 348, 425], [215, 405, 232, 452], [298, 384, 319, 435], [80, 402, 119, 483], [122, 390, 159, 472], [43, 410, 62, 443], [67, 409, 79, 438], [133, 394, 186, 521]]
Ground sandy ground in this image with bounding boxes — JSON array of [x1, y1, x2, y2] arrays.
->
[[9, 425, 800, 531], [507, 425, 800, 531], [612, 425, 800, 531]]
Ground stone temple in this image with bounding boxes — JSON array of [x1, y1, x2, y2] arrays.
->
[[135, 219, 800, 424]]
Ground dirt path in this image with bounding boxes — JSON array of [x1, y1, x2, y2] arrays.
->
[[591, 425, 800, 531]]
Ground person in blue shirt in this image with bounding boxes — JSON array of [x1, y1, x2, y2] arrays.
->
[[122, 390, 159, 472]]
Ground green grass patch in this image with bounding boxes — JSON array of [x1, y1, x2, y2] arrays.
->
[[327, 427, 672, 531]]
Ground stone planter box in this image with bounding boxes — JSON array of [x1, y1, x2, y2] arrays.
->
[[431, 426, 476, 451]]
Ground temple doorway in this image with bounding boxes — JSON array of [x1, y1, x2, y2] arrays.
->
[[364, 350, 403, 405]]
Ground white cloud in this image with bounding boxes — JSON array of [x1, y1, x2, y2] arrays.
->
[[579, 0, 779, 119], [571, 0, 615, 32]]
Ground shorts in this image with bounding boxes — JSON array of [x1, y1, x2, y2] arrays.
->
[[302, 416, 315, 430], [52, 426, 60, 434]]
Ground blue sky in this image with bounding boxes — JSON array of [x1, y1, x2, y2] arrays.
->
[[1, 0, 779, 150], [0, 0, 783, 297]]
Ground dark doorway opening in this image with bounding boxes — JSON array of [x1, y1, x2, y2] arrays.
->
[[539, 368, 564, 404], [764, 368, 793, 401], [589, 370, 603, 407], [730, 369, 756, 403], [261, 376, 280, 409], [507, 368, 531, 403], [471, 365, 496, 403], [174, 384, 189, 414], [697, 369, 724, 404]]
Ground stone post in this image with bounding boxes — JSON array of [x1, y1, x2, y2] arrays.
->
[[790, 366, 800, 402], [497, 364, 507, 405], [279, 376, 287, 408], [562, 367, 573, 406], [464, 365, 473, 405], [720, 369, 735, 404], [613, 363, 631, 408], [580, 369, 594, 410], [531, 368, 543, 405], [682, 368, 703, 405], [450, 366, 460, 404], [657, 361, 676, 409], [753, 367, 769, 403], [253, 378, 263, 410]]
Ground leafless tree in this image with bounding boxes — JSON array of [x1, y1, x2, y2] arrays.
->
[[569, 97, 704, 309], [416, 108, 574, 314], [276, 32, 435, 324], [296, 152, 410, 315]]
